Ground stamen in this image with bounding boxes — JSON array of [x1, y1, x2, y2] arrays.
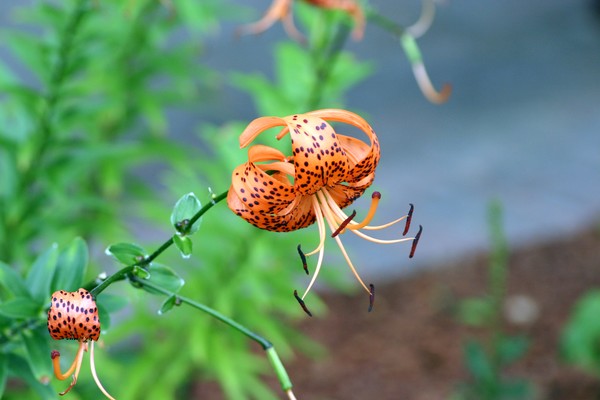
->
[[368, 284, 375, 312], [331, 210, 356, 237], [297, 244, 309, 275], [294, 290, 313, 317], [346, 191, 381, 230], [403, 203, 414, 236], [58, 341, 86, 396], [298, 245, 308, 275], [90, 341, 116, 400], [301, 197, 327, 298], [409, 225, 423, 258]]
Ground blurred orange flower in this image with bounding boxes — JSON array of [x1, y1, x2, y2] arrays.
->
[[228, 109, 421, 314], [237, 0, 365, 42]]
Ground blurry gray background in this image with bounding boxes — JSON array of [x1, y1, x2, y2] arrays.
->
[[2, 0, 600, 279]]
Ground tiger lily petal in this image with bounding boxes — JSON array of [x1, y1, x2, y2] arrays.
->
[[237, 0, 365, 42], [47, 289, 115, 399], [228, 109, 421, 313]]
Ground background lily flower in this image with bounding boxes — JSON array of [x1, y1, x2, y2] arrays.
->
[[47, 289, 115, 399], [228, 109, 421, 314], [237, 0, 365, 42]]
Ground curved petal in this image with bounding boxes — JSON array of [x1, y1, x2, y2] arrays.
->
[[230, 162, 296, 212], [326, 174, 374, 209], [282, 114, 350, 195], [239, 116, 286, 148], [248, 144, 287, 163], [307, 109, 380, 182], [228, 188, 316, 232]]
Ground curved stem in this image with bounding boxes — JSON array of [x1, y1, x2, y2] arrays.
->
[[89, 190, 228, 297], [132, 277, 295, 395]]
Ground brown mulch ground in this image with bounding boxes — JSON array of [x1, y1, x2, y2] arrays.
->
[[195, 224, 600, 399], [282, 225, 600, 400]]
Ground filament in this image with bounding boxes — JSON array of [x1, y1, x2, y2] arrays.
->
[[90, 341, 116, 400], [58, 342, 87, 396]]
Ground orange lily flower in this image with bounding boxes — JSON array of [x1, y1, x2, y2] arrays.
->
[[237, 0, 365, 42], [47, 289, 115, 399], [227, 109, 421, 314]]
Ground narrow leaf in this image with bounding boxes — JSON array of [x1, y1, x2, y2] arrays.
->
[[140, 264, 185, 295], [105, 242, 146, 265], [173, 235, 193, 258], [170, 192, 202, 235], [25, 243, 59, 304], [0, 261, 30, 298], [52, 237, 88, 292], [0, 297, 41, 319]]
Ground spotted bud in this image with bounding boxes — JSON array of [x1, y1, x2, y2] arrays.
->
[[47, 289, 100, 342]]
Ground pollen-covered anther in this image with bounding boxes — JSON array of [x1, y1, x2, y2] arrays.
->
[[294, 290, 313, 317], [331, 210, 356, 237], [403, 203, 414, 236], [410, 225, 423, 258], [297, 244, 309, 275]]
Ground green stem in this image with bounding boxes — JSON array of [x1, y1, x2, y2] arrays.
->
[[306, 14, 352, 110], [366, 8, 405, 38], [131, 277, 294, 393], [89, 190, 228, 297]]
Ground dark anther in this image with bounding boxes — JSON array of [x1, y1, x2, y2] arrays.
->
[[297, 244, 309, 275], [294, 290, 313, 317], [368, 284, 375, 312], [372, 191, 381, 200], [403, 203, 414, 236], [332, 210, 357, 237], [51, 350, 60, 359], [409, 225, 423, 258]]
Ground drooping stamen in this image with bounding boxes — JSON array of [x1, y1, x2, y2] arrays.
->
[[403, 203, 414, 236], [58, 341, 87, 396], [51, 343, 84, 381], [90, 341, 116, 400], [368, 283, 375, 312], [409, 225, 423, 258], [294, 290, 313, 317], [331, 210, 356, 237], [297, 244, 309, 275]]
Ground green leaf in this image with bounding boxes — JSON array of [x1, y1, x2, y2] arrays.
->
[[52, 237, 88, 292], [561, 290, 600, 374], [22, 327, 52, 380], [497, 335, 529, 367], [7, 354, 55, 399], [140, 264, 185, 295], [26, 243, 59, 304], [158, 295, 178, 315], [96, 293, 128, 331], [0, 354, 7, 398], [0, 261, 30, 298], [0, 297, 41, 319], [170, 192, 202, 235], [173, 235, 193, 258], [464, 340, 495, 384], [105, 242, 146, 265], [456, 297, 494, 327]]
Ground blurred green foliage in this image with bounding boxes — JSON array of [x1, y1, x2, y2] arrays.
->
[[451, 202, 533, 400], [0, 0, 372, 399], [561, 290, 600, 376]]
